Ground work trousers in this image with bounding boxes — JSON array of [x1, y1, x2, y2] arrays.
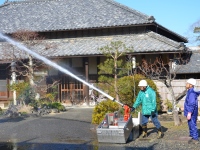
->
[[188, 115, 198, 140], [142, 113, 161, 129]]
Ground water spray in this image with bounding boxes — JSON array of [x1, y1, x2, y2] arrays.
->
[[0, 33, 125, 106]]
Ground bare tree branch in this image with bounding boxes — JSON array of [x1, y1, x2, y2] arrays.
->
[[2, 30, 58, 103], [137, 52, 190, 126]]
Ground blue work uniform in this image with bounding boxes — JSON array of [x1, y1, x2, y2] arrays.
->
[[184, 87, 200, 140]]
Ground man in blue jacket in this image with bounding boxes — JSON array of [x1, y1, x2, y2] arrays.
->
[[132, 80, 163, 139], [184, 78, 199, 144]]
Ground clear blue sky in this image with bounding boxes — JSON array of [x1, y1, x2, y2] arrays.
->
[[0, 0, 199, 46], [115, 0, 200, 46]]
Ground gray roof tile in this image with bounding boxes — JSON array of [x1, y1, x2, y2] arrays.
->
[[0, 0, 152, 34], [176, 51, 200, 74], [0, 31, 186, 60]]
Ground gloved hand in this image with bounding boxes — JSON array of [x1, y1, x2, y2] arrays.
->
[[151, 111, 156, 117], [131, 107, 135, 112], [187, 112, 191, 120]]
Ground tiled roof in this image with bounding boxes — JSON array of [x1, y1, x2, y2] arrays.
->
[[0, 31, 186, 60], [176, 51, 200, 74], [0, 0, 153, 34]]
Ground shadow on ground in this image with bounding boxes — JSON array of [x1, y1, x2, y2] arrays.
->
[[0, 141, 159, 150], [0, 116, 27, 123], [147, 126, 168, 137]]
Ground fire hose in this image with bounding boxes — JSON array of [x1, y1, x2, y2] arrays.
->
[[109, 98, 133, 121]]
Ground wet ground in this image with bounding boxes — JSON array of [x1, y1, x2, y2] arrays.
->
[[0, 107, 96, 150], [0, 108, 200, 150]]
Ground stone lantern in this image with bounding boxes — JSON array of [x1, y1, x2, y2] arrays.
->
[[11, 61, 17, 105]]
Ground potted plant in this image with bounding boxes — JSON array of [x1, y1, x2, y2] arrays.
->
[[164, 99, 173, 115]]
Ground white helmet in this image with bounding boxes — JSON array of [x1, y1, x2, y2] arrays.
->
[[138, 80, 148, 86], [187, 78, 196, 86]]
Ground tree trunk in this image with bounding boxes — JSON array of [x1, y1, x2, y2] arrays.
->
[[168, 85, 182, 126], [28, 55, 37, 101], [114, 53, 119, 101], [173, 110, 181, 126], [29, 55, 34, 86]]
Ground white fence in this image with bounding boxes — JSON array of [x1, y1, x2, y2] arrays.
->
[[154, 79, 200, 111]]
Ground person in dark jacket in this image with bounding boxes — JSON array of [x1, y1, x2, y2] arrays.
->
[[184, 78, 200, 144], [132, 80, 163, 139]]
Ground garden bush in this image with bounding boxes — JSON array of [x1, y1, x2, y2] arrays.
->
[[49, 102, 66, 111], [117, 74, 162, 112], [92, 74, 162, 125], [92, 100, 120, 125]]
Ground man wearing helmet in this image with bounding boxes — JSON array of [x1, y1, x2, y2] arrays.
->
[[131, 80, 163, 139], [184, 78, 199, 144]]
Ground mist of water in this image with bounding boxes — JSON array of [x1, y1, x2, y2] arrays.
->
[[0, 33, 124, 106]]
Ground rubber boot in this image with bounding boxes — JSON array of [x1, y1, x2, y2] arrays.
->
[[142, 125, 147, 138], [157, 127, 164, 139]]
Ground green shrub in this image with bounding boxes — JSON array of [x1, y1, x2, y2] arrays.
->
[[9, 82, 36, 105], [92, 74, 162, 125], [92, 100, 120, 125], [32, 101, 66, 112], [164, 99, 173, 110], [49, 102, 66, 111], [117, 74, 162, 112]]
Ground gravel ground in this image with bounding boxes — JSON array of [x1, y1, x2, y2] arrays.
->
[[101, 114, 200, 150]]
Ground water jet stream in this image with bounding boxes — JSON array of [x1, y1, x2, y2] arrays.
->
[[0, 33, 124, 106]]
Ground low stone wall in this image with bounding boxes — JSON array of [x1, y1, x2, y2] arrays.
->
[[154, 79, 200, 111]]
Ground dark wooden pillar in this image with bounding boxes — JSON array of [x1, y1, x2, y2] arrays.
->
[[97, 56, 100, 82], [85, 60, 89, 105]]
